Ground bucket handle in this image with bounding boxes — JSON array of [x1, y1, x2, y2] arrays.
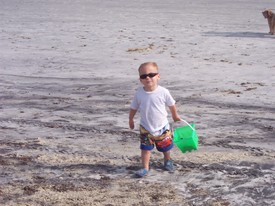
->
[[179, 119, 195, 131], [180, 119, 195, 131]]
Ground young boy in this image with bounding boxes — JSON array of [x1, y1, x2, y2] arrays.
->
[[129, 62, 181, 177]]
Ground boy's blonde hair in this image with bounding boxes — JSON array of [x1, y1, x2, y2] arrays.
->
[[138, 62, 159, 73]]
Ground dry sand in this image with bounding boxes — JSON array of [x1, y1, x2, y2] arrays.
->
[[0, 0, 275, 205]]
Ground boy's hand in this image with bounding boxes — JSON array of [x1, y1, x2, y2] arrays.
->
[[129, 109, 137, 130], [173, 116, 182, 122], [129, 119, 135, 129]]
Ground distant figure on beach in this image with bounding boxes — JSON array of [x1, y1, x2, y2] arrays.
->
[[129, 62, 181, 178], [262, 9, 275, 35]]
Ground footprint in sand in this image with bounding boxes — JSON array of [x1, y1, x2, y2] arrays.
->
[[240, 82, 265, 92]]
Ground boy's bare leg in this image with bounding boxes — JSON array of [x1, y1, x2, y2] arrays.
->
[[141, 150, 151, 170], [163, 150, 171, 161]]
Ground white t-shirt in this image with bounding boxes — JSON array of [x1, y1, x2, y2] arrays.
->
[[130, 85, 176, 135]]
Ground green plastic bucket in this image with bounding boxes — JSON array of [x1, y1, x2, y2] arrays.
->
[[173, 120, 198, 153]]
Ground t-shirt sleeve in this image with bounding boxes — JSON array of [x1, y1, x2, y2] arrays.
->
[[130, 92, 139, 110], [165, 89, 176, 106]]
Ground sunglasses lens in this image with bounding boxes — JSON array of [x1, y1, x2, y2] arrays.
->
[[140, 73, 158, 79], [140, 74, 147, 79], [148, 73, 157, 78]]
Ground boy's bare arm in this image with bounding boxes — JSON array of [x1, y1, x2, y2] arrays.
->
[[129, 108, 137, 129], [168, 105, 181, 122]]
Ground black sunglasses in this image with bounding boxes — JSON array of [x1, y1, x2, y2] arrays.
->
[[140, 73, 158, 79]]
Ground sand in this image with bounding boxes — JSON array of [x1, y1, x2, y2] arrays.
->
[[0, 0, 274, 205]]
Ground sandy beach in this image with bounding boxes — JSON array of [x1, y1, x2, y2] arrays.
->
[[0, 0, 275, 205]]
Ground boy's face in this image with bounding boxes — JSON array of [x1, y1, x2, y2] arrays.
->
[[139, 64, 160, 91]]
